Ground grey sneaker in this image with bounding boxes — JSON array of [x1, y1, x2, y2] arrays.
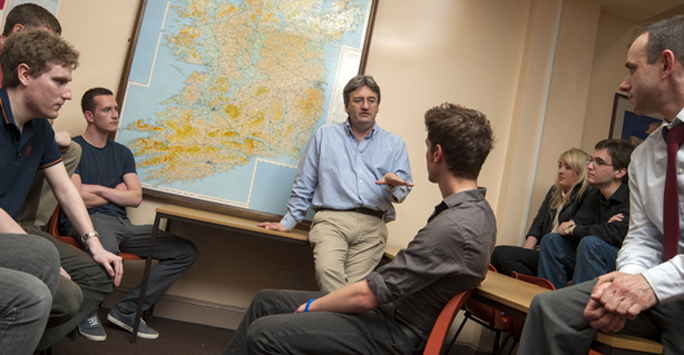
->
[[78, 310, 106, 341], [107, 307, 159, 339]]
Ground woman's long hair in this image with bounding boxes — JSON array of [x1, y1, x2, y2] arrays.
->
[[549, 148, 590, 210]]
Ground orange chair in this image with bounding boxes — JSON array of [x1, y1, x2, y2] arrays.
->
[[423, 288, 475, 355], [495, 272, 556, 355], [512, 271, 555, 290], [48, 206, 143, 261], [445, 265, 508, 354]]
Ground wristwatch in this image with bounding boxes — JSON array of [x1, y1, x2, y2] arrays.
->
[[81, 231, 99, 244], [565, 225, 574, 235]]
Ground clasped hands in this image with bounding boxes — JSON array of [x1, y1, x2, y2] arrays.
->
[[583, 271, 657, 333]]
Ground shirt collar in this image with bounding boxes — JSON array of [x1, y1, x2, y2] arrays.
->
[[344, 118, 377, 139], [601, 183, 629, 204], [0, 86, 14, 127], [428, 187, 488, 221], [663, 108, 684, 139]]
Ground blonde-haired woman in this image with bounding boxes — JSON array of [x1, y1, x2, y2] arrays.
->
[[491, 148, 593, 276]]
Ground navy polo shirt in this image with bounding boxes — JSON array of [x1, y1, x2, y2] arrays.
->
[[0, 87, 61, 219]]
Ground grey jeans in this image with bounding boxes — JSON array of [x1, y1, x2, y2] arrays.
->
[[0, 234, 59, 355], [69, 213, 199, 313], [20, 226, 112, 351], [223, 289, 421, 355]]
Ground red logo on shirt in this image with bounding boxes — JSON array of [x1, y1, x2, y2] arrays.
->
[[25, 146, 31, 157]]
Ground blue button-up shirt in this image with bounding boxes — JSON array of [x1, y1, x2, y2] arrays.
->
[[280, 120, 412, 231]]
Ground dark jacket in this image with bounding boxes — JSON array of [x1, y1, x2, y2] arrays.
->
[[568, 183, 630, 247], [526, 184, 595, 246]]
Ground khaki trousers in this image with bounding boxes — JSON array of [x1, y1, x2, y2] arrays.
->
[[308, 210, 387, 292]]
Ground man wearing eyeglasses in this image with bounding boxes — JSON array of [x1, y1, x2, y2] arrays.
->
[[537, 139, 635, 289]]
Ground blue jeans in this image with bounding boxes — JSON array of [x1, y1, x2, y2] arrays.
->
[[538, 233, 619, 289], [0, 234, 60, 355]]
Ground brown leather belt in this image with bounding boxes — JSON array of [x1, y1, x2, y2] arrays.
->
[[319, 207, 384, 219]]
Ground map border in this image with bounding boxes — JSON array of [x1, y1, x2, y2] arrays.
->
[[114, 0, 378, 222]]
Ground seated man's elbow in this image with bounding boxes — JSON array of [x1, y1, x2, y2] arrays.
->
[[356, 294, 380, 312], [132, 194, 143, 207]]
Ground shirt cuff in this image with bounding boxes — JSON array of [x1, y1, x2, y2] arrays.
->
[[366, 271, 390, 304], [280, 215, 297, 231], [641, 261, 684, 304]]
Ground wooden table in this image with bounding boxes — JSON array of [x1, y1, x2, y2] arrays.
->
[[470, 271, 551, 320]]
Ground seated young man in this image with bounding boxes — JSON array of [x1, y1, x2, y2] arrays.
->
[[60, 87, 199, 340], [0, 30, 123, 350], [223, 102, 496, 354], [538, 139, 634, 289]]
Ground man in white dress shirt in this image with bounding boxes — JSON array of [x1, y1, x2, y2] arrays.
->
[[519, 15, 684, 354]]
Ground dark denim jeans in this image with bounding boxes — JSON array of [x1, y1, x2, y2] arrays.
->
[[538, 233, 619, 289]]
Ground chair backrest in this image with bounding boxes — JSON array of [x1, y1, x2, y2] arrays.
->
[[505, 271, 556, 340], [463, 264, 499, 326], [48, 206, 143, 261], [423, 288, 475, 355], [511, 271, 556, 291], [49, 206, 82, 249]]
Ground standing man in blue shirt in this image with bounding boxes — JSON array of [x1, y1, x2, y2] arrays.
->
[[258, 75, 413, 292]]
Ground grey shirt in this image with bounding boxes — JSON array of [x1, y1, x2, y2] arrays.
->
[[366, 188, 497, 340]]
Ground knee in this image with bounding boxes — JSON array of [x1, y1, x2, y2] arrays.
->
[[57, 277, 83, 316], [539, 233, 563, 254], [252, 289, 278, 305], [313, 259, 340, 277], [577, 236, 602, 251], [76, 263, 115, 294], [21, 278, 53, 321], [185, 242, 200, 264], [490, 246, 505, 265], [245, 317, 275, 353]]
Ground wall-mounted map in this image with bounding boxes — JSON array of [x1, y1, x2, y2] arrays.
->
[[116, 0, 375, 217]]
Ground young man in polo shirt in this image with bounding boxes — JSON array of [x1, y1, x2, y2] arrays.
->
[[0, 30, 123, 349]]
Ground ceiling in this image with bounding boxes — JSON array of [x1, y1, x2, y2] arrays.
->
[[586, 0, 684, 23]]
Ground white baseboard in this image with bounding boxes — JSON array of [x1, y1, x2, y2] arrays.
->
[[103, 289, 245, 330]]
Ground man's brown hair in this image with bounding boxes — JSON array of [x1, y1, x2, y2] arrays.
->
[[1, 30, 78, 88]]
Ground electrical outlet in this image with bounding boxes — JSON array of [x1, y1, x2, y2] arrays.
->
[[280, 271, 304, 286]]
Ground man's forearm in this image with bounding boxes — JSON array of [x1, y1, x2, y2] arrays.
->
[[82, 183, 142, 208], [79, 188, 109, 209], [0, 209, 26, 234], [299, 280, 380, 314]]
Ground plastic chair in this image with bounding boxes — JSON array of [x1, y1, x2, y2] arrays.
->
[[512, 271, 555, 290], [423, 288, 475, 355], [445, 264, 508, 354], [496, 271, 556, 355], [48, 205, 143, 260]]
